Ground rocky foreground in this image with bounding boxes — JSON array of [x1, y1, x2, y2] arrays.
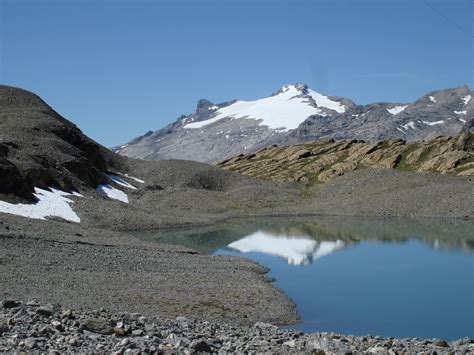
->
[[1, 300, 473, 354]]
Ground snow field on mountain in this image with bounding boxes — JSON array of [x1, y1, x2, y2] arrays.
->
[[185, 85, 347, 131]]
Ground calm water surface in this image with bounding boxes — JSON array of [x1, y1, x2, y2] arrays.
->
[[138, 217, 474, 340]]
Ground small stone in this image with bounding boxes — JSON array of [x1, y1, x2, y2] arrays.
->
[[132, 329, 144, 336], [24, 338, 36, 349], [368, 346, 387, 353], [51, 320, 64, 332], [82, 318, 114, 335], [61, 309, 73, 319], [433, 339, 449, 347], [119, 338, 130, 346], [114, 327, 126, 336], [0, 323, 8, 335], [1, 300, 22, 309], [26, 299, 39, 307], [190, 339, 212, 352], [36, 307, 53, 317]]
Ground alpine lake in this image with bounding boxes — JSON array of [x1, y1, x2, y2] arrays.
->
[[136, 216, 474, 340]]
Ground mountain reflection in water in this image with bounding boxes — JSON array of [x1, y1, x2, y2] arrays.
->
[[135, 216, 474, 256], [226, 231, 346, 265]]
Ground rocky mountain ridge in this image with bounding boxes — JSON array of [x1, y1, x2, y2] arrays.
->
[[114, 84, 473, 163], [216, 130, 474, 185]]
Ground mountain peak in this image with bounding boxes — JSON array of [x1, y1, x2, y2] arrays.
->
[[196, 99, 215, 113], [274, 83, 309, 96]]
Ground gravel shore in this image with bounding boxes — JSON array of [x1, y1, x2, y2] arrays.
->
[[0, 215, 298, 327], [2, 300, 473, 354]]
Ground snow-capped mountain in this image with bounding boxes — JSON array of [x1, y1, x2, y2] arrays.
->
[[185, 84, 350, 131], [114, 84, 473, 163], [226, 230, 347, 266]]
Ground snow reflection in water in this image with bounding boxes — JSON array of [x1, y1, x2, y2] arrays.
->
[[227, 230, 346, 266]]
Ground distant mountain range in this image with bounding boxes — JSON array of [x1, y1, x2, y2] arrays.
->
[[114, 84, 473, 163]]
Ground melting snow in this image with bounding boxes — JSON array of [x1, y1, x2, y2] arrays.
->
[[459, 118, 466, 123], [96, 184, 129, 203], [422, 120, 445, 126], [429, 96, 436, 103], [184, 85, 347, 131], [454, 110, 467, 115], [106, 174, 137, 190], [401, 121, 416, 130], [0, 188, 81, 222], [462, 95, 471, 105], [227, 230, 345, 266], [123, 174, 145, 184], [396, 128, 406, 134], [387, 105, 408, 115]]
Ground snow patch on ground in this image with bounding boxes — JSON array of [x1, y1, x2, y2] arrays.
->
[[429, 96, 436, 103], [227, 230, 346, 266], [454, 110, 467, 115], [401, 121, 416, 130], [96, 184, 129, 203], [0, 188, 81, 222], [459, 118, 466, 123], [184, 85, 346, 131], [462, 95, 471, 105], [422, 120, 445, 126], [396, 128, 406, 134], [123, 174, 145, 184], [387, 105, 408, 115], [107, 174, 137, 190]]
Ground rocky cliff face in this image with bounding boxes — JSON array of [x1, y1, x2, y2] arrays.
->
[[114, 84, 473, 163], [215, 130, 474, 185]]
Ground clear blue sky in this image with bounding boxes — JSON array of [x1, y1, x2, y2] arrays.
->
[[1, 0, 472, 147]]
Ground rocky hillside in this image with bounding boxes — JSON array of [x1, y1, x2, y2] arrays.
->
[[0, 85, 120, 201], [114, 84, 473, 163], [215, 131, 474, 185]]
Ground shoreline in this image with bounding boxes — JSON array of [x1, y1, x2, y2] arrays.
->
[[123, 212, 473, 234]]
